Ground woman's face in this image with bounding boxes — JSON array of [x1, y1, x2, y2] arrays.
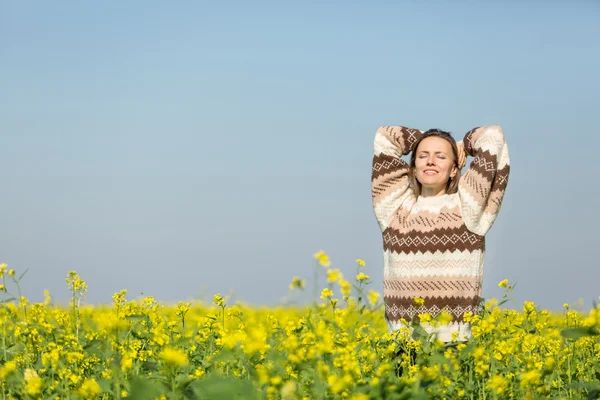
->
[[414, 137, 457, 192]]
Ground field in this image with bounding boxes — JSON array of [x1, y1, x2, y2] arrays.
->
[[0, 253, 599, 399]]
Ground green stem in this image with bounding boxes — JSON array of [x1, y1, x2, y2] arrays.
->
[[313, 263, 318, 305], [222, 306, 225, 331], [2, 276, 6, 362]]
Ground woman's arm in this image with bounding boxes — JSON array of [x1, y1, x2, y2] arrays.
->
[[371, 125, 422, 231], [458, 125, 511, 236]]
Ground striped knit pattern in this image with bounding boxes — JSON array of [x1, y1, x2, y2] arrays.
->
[[372, 125, 510, 342]]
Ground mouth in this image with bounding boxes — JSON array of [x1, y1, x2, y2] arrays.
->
[[422, 169, 438, 175]]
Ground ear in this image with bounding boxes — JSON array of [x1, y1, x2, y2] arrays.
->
[[450, 164, 458, 178]]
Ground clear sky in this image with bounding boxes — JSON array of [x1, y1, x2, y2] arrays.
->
[[1, 1, 599, 310]]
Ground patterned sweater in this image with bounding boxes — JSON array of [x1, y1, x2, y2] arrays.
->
[[371, 125, 510, 342]]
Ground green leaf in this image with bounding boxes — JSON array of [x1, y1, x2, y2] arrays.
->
[[6, 343, 25, 356], [561, 326, 600, 340], [18, 268, 29, 281], [190, 375, 259, 399], [83, 339, 106, 355], [96, 379, 112, 394], [410, 323, 429, 341], [127, 378, 164, 400], [140, 360, 159, 372], [125, 314, 146, 321], [0, 297, 16, 304], [428, 354, 451, 366]]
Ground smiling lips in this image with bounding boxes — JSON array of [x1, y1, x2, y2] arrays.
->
[[423, 169, 438, 175]]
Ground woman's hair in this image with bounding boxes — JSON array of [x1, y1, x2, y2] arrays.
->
[[408, 129, 461, 197]]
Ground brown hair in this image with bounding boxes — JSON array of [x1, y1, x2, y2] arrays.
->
[[408, 129, 461, 197]]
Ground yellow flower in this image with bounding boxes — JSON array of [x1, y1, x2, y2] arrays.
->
[[0, 263, 7, 277], [438, 310, 453, 325], [194, 368, 205, 378], [463, 311, 473, 323], [0, 284, 4, 291], [356, 272, 370, 282], [8, 269, 15, 277], [320, 288, 334, 299], [24, 368, 39, 382], [0, 361, 17, 379], [327, 268, 343, 283], [281, 381, 296, 399], [213, 293, 225, 307], [121, 357, 133, 372], [418, 313, 432, 324], [524, 301, 536, 314], [66, 271, 88, 294], [367, 290, 380, 305], [43, 289, 52, 306], [313, 250, 331, 267], [520, 369, 541, 388], [79, 378, 101, 398], [26, 375, 42, 396], [176, 301, 191, 318], [160, 347, 189, 367], [289, 277, 305, 290], [270, 376, 282, 386], [498, 279, 509, 288], [339, 280, 352, 297], [413, 297, 425, 306], [356, 259, 365, 267]]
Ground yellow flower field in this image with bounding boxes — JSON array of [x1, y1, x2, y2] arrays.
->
[[0, 255, 599, 399]]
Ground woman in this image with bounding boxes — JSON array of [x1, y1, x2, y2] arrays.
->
[[371, 125, 510, 342]]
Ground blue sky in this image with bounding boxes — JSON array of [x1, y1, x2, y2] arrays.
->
[[1, 1, 599, 310]]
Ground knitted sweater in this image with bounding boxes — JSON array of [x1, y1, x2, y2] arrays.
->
[[371, 125, 510, 342]]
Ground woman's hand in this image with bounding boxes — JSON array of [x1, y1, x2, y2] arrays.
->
[[456, 141, 466, 169]]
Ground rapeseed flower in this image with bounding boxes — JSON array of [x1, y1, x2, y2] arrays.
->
[[26, 375, 42, 396], [339, 279, 352, 297], [321, 288, 334, 299], [79, 378, 101, 398], [487, 374, 508, 394], [327, 268, 343, 283], [213, 293, 225, 307], [418, 313, 432, 324], [413, 296, 425, 306], [289, 276, 304, 290], [367, 290, 380, 305], [356, 272, 369, 282], [160, 347, 189, 367], [313, 250, 331, 267]]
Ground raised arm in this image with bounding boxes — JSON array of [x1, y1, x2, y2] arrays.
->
[[458, 125, 510, 236], [371, 125, 422, 231]]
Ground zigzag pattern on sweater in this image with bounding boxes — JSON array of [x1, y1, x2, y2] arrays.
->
[[384, 279, 478, 293], [383, 230, 482, 248], [385, 303, 478, 319]]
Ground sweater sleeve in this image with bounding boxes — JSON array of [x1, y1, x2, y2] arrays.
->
[[458, 125, 510, 236], [371, 125, 422, 231]]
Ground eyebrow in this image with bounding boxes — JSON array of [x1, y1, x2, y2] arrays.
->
[[418, 150, 447, 154]]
